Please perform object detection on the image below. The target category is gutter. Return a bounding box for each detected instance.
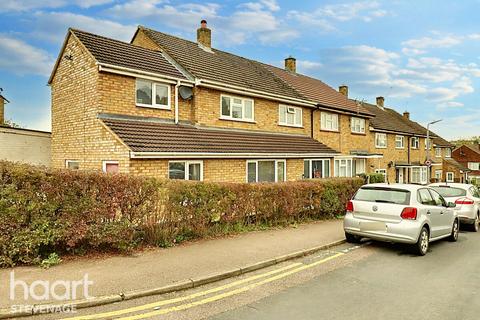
[130,152,340,159]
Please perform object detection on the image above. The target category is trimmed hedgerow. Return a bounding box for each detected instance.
[0,161,363,267]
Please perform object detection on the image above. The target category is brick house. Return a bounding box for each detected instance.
[452,144,480,183]
[49,22,379,182]
[338,92,454,184]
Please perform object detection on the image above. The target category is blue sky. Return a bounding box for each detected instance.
[1,0,479,139]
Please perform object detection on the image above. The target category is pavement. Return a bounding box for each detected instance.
[0,219,344,311]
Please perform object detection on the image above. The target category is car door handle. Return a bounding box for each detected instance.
[440,211,444,214]
[427,210,431,215]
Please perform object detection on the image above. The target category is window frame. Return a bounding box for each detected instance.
[445,148,452,158]
[446,172,455,182]
[334,158,353,177]
[65,160,80,170]
[320,112,339,132]
[303,159,331,179]
[375,169,387,180]
[435,147,442,157]
[102,160,119,173]
[395,135,405,149]
[168,160,204,181]
[468,162,480,170]
[411,137,420,149]
[375,133,387,149]
[246,159,286,183]
[220,94,255,122]
[278,105,303,127]
[350,117,366,134]
[424,138,432,150]
[435,170,442,180]
[411,166,428,184]
[135,78,171,110]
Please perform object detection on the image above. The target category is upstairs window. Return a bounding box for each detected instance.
[424,138,432,150]
[350,117,365,134]
[375,133,387,148]
[445,148,452,158]
[468,162,480,170]
[411,137,420,149]
[395,135,404,149]
[320,112,339,131]
[221,95,254,122]
[435,148,442,157]
[136,79,170,109]
[279,105,302,127]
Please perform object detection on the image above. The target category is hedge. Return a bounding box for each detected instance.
[0,161,363,267]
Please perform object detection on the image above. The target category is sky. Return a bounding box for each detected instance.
[1,0,479,140]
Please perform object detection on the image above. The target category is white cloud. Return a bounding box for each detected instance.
[402,32,480,55]
[0,0,113,12]
[0,34,54,76]
[31,11,137,43]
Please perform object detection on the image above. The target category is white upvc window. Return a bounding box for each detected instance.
[353,158,366,175]
[247,160,286,183]
[320,112,339,132]
[424,138,432,150]
[468,162,480,170]
[435,147,442,157]
[102,160,119,173]
[350,117,365,134]
[168,161,203,181]
[446,172,455,182]
[411,137,420,149]
[136,78,171,109]
[279,105,302,127]
[445,148,452,158]
[375,133,387,148]
[435,170,442,180]
[303,159,331,179]
[65,160,79,170]
[375,169,387,181]
[411,167,428,184]
[395,135,404,149]
[334,158,353,177]
[221,95,254,122]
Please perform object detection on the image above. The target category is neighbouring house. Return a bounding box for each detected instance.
[452,144,480,183]
[0,94,51,166]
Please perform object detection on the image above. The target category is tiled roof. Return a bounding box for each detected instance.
[361,103,422,134]
[71,29,187,80]
[139,27,304,101]
[264,65,373,116]
[100,114,339,156]
[444,158,470,171]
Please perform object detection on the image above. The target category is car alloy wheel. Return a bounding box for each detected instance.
[474,215,479,232]
[452,220,459,241]
[419,229,429,255]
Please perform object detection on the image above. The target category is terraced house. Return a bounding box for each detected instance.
[49,21,381,182]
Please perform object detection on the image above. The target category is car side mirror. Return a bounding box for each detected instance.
[447,202,456,208]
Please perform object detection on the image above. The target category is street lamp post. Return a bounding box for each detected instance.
[426,119,442,183]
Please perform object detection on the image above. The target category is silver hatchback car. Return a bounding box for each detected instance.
[344,183,459,255]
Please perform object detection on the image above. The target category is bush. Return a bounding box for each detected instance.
[0,161,363,267]
[368,173,385,183]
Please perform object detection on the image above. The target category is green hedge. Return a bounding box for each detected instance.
[0,161,363,267]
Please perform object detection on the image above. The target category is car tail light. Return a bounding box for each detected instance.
[401,207,418,220]
[455,198,474,205]
[346,200,354,212]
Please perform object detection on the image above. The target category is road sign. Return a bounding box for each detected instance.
[424,159,432,167]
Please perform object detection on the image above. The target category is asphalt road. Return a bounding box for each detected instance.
[212,229,480,320]
[28,228,479,320]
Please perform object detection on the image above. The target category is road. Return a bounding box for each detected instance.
[30,228,479,320]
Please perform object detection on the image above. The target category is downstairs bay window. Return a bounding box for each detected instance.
[304,159,330,179]
[169,161,203,181]
[411,167,428,184]
[247,160,286,183]
[334,158,353,177]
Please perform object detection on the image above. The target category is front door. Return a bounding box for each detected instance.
[396,168,404,183]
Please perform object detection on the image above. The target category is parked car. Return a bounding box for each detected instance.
[429,183,480,232]
[344,183,459,255]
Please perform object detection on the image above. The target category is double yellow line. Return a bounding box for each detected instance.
[65,252,344,320]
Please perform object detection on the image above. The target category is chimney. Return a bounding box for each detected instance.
[376,96,385,109]
[339,85,348,97]
[197,19,211,48]
[403,111,410,120]
[285,56,296,73]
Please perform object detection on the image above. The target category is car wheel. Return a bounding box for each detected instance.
[470,213,479,232]
[345,232,361,243]
[449,219,459,242]
[415,227,429,256]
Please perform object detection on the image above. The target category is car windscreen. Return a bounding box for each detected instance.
[430,186,466,198]
[354,187,411,205]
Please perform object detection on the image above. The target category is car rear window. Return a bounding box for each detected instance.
[431,186,466,198]
[354,187,411,205]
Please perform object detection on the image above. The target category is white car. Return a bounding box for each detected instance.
[344,183,459,256]
[429,183,480,232]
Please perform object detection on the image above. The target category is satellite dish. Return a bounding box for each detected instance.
[179,86,193,100]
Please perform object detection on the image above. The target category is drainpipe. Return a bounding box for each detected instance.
[407,136,411,183]
[311,106,319,139]
[174,80,181,124]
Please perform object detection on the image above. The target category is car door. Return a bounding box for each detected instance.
[418,188,443,238]
[469,186,480,215]
[429,189,453,236]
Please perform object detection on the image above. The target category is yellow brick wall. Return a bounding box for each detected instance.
[51,33,131,172]
[131,30,161,50]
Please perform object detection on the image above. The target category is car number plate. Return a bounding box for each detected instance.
[360,221,386,232]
